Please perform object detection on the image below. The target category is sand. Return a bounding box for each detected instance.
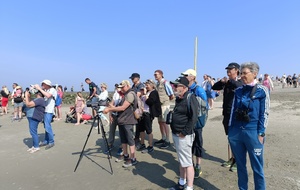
[0,85,299,190]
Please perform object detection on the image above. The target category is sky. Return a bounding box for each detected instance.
[1,1,299,91]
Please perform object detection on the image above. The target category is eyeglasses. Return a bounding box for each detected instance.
[241,71,251,76]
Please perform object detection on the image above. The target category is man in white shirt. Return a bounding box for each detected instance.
[34,79,57,150]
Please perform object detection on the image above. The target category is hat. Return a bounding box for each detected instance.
[181,69,197,77]
[144,79,155,85]
[41,79,52,86]
[129,73,140,79]
[170,77,189,88]
[225,62,240,70]
[15,86,22,89]
[118,80,131,88]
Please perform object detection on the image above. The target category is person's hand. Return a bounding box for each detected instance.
[33,84,42,91]
[258,135,264,144]
[103,108,109,114]
[179,133,185,138]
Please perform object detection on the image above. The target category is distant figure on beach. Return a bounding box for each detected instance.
[71,86,74,92]
[64,86,67,92]
[262,74,274,94]
[281,74,287,88]
[81,83,85,92]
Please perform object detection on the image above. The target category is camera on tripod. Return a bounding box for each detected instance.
[235,108,250,122]
[86,97,111,109]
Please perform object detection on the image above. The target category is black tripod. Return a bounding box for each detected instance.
[74,108,113,174]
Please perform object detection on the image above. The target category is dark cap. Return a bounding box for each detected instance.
[129,73,140,79]
[225,62,240,70]
[170,76,189,88]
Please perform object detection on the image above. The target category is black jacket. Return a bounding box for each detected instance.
[171,91,198,136]
[212,79,242,115]
[145,90,162,119]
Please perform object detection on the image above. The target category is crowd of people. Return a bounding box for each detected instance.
[1,64,298,190]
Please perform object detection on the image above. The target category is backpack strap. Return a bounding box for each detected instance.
[250,84,257,100]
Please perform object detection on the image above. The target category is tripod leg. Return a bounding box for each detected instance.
[99,117,114,175]
[74,116,97,172]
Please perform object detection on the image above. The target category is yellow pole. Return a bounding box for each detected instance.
[194,36,198,72]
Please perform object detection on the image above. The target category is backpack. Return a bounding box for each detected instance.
[96,85,101,95]
[55,94,62,107]
[52,89,62,107]
[187,86,208,129]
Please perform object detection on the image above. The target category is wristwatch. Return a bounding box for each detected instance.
[258,133,265,137]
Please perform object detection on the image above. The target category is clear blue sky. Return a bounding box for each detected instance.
[1,1,299,91]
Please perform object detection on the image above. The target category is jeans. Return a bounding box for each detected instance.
[43,113,54,144]
[27,117,40,148]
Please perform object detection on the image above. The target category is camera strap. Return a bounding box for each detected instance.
[250,84,257,100]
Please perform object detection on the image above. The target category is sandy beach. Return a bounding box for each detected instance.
[0,85,299,190]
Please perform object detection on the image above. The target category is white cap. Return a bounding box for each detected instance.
[181,69,197,77]
[41,79,52,86]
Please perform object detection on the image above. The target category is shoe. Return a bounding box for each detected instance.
[116,148,123,156]
[221,158,233,168]
[27,147,35,152]
[194,166,202,178]
[154,139,165,146]
[137,144,146,151]
[168,182,185,190]
[104,145,114,154]
[115,154,129,163]
[39,142,48,147]
[45,143,55,150]
[159,141,170,149]
[29,147,40,153]
[229,163,237,172]
[122,158,137,168]
[141,146,154,154]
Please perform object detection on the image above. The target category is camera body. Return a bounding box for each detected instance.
[26,85,39,94]
[235,108,250,122]
[86,97,111,109]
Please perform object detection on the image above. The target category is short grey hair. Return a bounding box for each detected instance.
[240,62,260,74]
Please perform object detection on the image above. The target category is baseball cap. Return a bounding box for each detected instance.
[181,69,197,77]
[129,73,140,79]
[170,76,189,88]
[225,62,240,70]
[41,79,52,86]
[118,80,131,88]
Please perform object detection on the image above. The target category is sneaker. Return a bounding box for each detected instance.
[122,158,137,168]
[229,163,237,172]
[27,147,35,152]
[141,146,154,154]
[159,141,170,149]
[39,142,48,147]
[45,143,55,150]
[115,154,129,163]
[169,182,185,190]
[221,158,233,168]
[137,144,146,151]
[154,139,165,146]
[104,145,114,154]
[116,148,123,156]
[194,166,202,178]
[29,147,40,153]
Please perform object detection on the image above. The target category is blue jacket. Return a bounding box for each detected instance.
[189,82,208,108]
[229,84,270,134]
